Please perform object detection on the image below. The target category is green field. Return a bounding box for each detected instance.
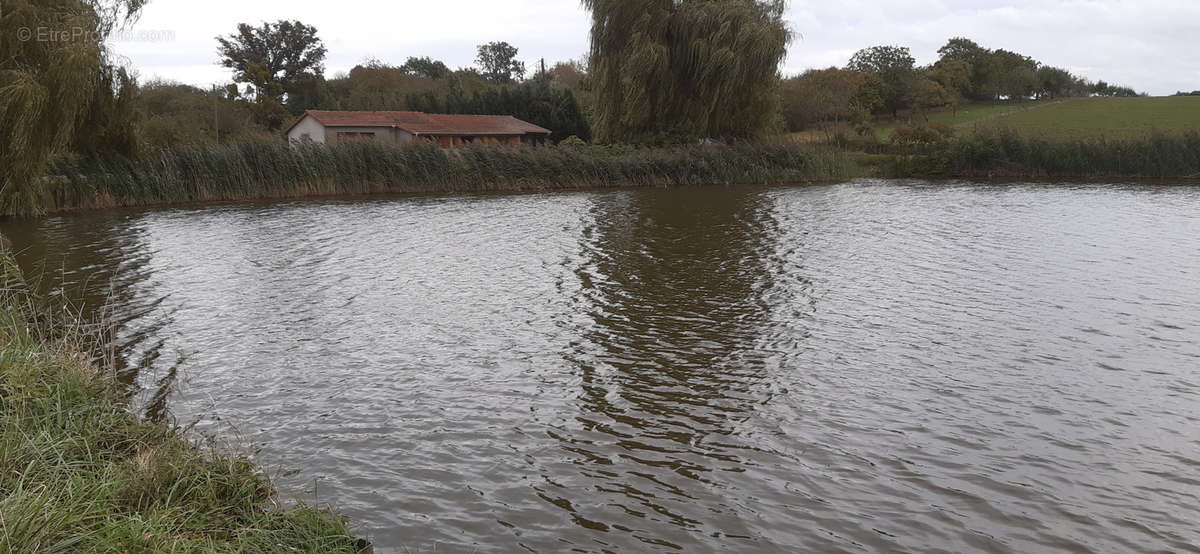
[871,100,1056,140]
[921,100,1056,128]
[958,96,1200,139]
[880,96,1200,140]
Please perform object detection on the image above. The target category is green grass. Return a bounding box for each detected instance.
[787,100,1055,143]
[876,100,1058,140]
[0,253,366,552]
[962,96,1200,139]
[42,140,856,213]
[924,100,1057,127]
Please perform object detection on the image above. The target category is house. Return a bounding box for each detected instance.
[285,110,551,147]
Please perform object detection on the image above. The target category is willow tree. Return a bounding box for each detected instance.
[0,0,144,216]
[583,0,791,143]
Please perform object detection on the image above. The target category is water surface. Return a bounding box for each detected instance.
[5,180,1199,553]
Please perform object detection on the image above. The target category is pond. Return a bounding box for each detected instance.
[4,180,1198,552]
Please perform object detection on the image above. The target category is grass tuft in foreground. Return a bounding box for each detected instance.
[43,140,856,213]
[0,251,365,552]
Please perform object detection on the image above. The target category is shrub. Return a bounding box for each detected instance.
[891,122,955,145]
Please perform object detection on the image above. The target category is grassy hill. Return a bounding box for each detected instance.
[784,96,1199,145]
[920,100,1056,128]
[953,96,1200,139]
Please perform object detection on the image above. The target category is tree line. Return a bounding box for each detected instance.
[782,37,1142,133]
[2,0,1160,216]
[152,23,593,144]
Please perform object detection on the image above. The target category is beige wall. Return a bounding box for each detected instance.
[286,115,327,144]
[324,126,416,146]
[286,116,417,146]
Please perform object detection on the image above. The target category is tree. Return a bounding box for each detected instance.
[401,56,450,79]
[928,59,972,102]
[779,68,873,132]
[336,60,434,110]
[549,60,587,89]
[937,37,985,65]
[1037,66,1076,99]
[475,42,526,83]
[937,37,999,101]
[991,49,1038,100]
[906,73,954,116]
[0,0,145,215]
[216,20,327,128]
[1091,81,1140,97]
[72,65,141,157]
[583,0,791,143]
[284,73,330,115]
[847,46,917,116]
[136,80,264,147]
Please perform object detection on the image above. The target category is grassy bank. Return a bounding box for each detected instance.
[793,96,1200,144]
[0,253,365,551]
[886,128,1200,179]
[962,96,1200,140]
[43,141,855,213]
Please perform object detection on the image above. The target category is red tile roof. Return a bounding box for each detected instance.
[286,110,551,136]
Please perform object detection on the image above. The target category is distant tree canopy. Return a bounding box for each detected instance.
[779,37,1143,133]
[475,41,526,84]
[935,37,1138,101]
[583,0,791,143]
[216,20,327,129]
[316,60,447,111]
[847,46,917,117]
[135,81,267,147]
[0,0,145,215]
[548,60,587,90]
[779,68,879,132]
[401,56,451,80]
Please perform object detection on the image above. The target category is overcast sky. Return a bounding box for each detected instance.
[111,0,1199,96]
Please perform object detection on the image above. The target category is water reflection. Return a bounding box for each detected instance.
[544,187,794,550]
[2,182,1199,553]
[3,213,179,406]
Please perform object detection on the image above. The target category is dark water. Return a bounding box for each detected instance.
[4,180,1199,553]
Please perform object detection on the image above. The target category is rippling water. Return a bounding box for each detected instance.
[4,180,1199,553]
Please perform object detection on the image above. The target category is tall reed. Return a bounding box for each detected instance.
[887,128,1200,179]
[44,140,855,213]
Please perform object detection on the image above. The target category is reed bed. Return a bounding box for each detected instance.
[887,128,1200,179]
[45,141,855,213]
[0,251,365,551]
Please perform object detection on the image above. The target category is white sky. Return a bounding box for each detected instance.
[111,0,1200,96]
